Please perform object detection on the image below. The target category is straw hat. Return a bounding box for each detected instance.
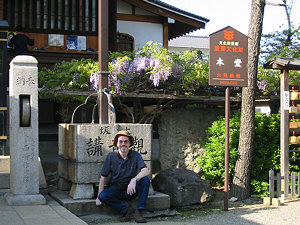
[113,130,134,147]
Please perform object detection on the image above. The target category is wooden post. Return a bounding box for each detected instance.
[269,170,274,198]
[163,18,169,49]
[277,172,281,197]
[280,69,289,199]
[98,0,109,124]
[291,172,296,198]
[224,87,230,211]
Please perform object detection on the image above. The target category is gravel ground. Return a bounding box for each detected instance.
[81,198,300,225]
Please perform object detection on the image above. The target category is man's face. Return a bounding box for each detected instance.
[117,135,130,154]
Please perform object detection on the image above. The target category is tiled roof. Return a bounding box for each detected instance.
[143,0,210,23]
[168,35,209,49]
[264,57,300,70]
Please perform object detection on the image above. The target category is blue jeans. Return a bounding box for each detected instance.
[98,176,150,214]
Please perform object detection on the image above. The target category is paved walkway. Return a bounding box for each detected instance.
[81,199,300,225]
[1,189,300,225]
[0,192,87,225]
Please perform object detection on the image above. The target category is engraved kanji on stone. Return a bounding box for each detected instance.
[86,136,103,156]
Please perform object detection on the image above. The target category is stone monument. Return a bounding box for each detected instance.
[58,123,152,199]
[5,56,46,205]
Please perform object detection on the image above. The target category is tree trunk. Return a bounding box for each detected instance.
[231,0,265,200]
[282,0,292,46]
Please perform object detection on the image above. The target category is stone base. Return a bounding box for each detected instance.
[50,189,170,216]
[4,192,46,206]
[69,183,94,199]
[57,177,72,191]
[263,197,281,207]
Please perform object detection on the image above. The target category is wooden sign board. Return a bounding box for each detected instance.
[209,26,248,87]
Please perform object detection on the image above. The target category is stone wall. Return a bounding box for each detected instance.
[157,107,224,173]
[37,103,225,186]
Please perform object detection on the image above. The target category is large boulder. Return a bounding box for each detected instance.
[152,168,213,207]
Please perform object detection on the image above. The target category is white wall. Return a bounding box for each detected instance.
[117,21,163,49]
[255,106,271,115]
[117,0,154,15]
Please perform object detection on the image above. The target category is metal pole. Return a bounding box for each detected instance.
[224,87,230,211]
[98,0,109,124]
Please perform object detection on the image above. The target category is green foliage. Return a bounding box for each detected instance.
[38,37,300,99]
[258,25,300,94]
[251,114,281,181]
[257,67,280,95]
[289,70,300,86]
[196,112,300,197]
[196,112,241,186]
[38,58,99,121]
[38,58,98,93]
[260,25,300,63]
[109,50,133,60]
[172,50,209,94]
[250,180,269,198]
[257,67,300,95]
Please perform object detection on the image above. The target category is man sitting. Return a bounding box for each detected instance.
[96,130,150,223]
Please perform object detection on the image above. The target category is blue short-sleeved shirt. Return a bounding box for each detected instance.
[101,150,146,184]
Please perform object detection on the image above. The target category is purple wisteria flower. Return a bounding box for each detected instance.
[172,62,185,78]
[109,59,133,94]
[90,72,99,90]
[73,72,79,81]
[148,55,173,87]
[257,80,267,91]
[128,56,151,75]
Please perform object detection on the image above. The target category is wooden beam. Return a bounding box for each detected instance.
[117,13,163,23]
[56,90,242,102]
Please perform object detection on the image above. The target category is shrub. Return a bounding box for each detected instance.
[196,112,300,197]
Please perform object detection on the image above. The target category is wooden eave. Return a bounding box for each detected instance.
[122,0,208,39]
[264,57,300,71]
[117,13,163,23]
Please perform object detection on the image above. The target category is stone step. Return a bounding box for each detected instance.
[49,189,170,216]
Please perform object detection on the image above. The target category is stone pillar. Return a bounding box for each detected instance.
[5,56,46,205]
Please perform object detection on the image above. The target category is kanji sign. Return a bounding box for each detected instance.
[209,26,248,87]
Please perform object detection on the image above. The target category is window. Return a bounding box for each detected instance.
[4,0,98,35]
[116,33,134,52]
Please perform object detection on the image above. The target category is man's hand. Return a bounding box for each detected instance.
[96,197,102,206]
[127,179,136,195]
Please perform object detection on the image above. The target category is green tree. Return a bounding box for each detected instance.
[260,26,300,62]
[260,0,300,62]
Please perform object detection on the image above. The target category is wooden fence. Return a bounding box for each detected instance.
[269,170,300,198]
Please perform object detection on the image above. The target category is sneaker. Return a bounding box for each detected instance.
[120,205,134,222]
[135,209,146,223]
